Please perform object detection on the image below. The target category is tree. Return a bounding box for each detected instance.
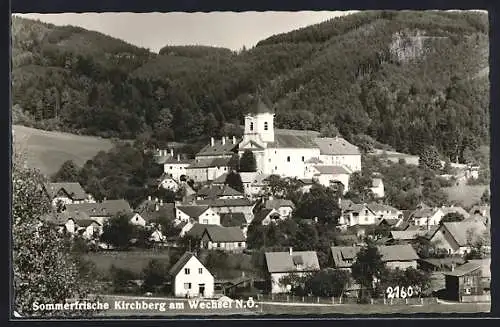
[51,160,80,182]
[305,269,351,298]
[100,212,136,249]
[227,153,240,172]
[239,150,257,172]
[419,146,442,171]
[12,153,98,317]
[142,259,170,292]
[440,212,465,223]
[480,189,490,204]
[224,171,244,193]
[295,184,341,225]
[109,265,137,293]
[351,242,385,300]
[344,172,375,203]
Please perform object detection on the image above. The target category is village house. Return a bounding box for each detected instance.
[175,205,221,225]
[156,149,192,182]
[44,182,95,208]
[212,172,269,198]
[64,199,133,226]
[368,202,403,221]
[297,178,315,193]
[469,205,490,217]
[158,173,180,191]
[198,95,361,181]
[339,202,379,227]
[195,198,256,224]
[265,249,320,294]
[186,157,233,183]
[264,198,295,219]
[185,224,247,252]
[308,165,351,193]
[409,207,445,227]
[427,221,488,255]
[169,252,215,298]
[195,184,245,201]
[441,205,471,220]
[443,261,489,302]
[330,244,419,271]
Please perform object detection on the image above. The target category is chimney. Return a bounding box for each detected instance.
[177,154,180,162]
[451,263,455,272]
[314,217,318,223]
[232,136,236,144]
[289,247,293,256]
[222,137,226,145]
[242,271,245,277]
[155,197,158,203]
[170,149,174,157]
[210,137,215,146]
[148,196,151,201]
[160,199,163,205]
[155,203,160,212]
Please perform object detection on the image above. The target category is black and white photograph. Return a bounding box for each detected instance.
[11,9,491,318]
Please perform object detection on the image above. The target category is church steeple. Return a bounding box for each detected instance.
[243,88,275,144]
[247,87,275,115]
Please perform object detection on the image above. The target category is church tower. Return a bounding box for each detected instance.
[243,94,275,144]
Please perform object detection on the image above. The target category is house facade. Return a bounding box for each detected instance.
[265,249,320,294]
[340,203,379,226]
[370,178,385,198]
[264,198,295,219]
[169,252,215,298]
[309,165,351,193]
[196,198,255,224]
[45,182,95,208]
[410,208,445,227]
[428,221,488,255]
[200,225,247,252]
[157,151,192,182]
[175,205,221,225]
[443,262,485,302]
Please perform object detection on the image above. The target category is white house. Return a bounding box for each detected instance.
[309,165,351,193]
[127,212,147,227]
[44,182,95,208]
[196,94,361,180]
[158,173,180,191]
[199,225,247,252]
[410,208,445,227]
[157,150,192,182]
[427,221,488,255]
[169,252,215,298]
[367,203,402,220]
[264,198,295,219]
[254,208,281,225]
[340,202,379,226]
[175,205,221,225]
[265,249,320,294]
[196,198,256,224]
[186,157,232,183]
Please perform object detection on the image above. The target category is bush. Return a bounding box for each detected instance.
[109,265,138,293]
[142,259,170,293]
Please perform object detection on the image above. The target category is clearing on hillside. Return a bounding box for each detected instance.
[13,125,115,176]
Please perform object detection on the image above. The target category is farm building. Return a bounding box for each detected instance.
[443,261,489,302]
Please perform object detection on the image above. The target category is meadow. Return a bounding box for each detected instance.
[443,184,489,208]
[13,125,115,176]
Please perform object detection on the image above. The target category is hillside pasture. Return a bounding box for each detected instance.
[443,184,489,208]
[13,125,115,176]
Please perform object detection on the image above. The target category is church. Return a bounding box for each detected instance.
[190,95,362,193]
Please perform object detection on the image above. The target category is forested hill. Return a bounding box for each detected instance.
[12,11,489,162]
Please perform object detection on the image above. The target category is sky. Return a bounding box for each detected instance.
[15,11,358,52]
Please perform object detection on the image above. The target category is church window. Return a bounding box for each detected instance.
[250,122,254,131]
[264,122,268,130]
[301,156,304,162]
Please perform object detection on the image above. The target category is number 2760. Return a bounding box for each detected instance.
[386,286,419,299]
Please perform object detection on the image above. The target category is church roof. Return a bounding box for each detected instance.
[314,137,360,155]
[267,131,318,149]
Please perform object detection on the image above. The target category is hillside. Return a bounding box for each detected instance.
[11,11,489,163]
[13,125,115,176]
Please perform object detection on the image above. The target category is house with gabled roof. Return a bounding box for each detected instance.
[199,225,247,252]
[309,165,351,193]
[158,173,180,191]
[253,208,281,226]
[428,221,489,255]
[196,184,244,201]
[219,212,247,228]
[368,202,403,221]
[264,198,295,219]
[443,260,489,302]
[186,157,232,183]
[64,199,132,225]
[44,182,95,208]
[196,198,256,224]
[175,205,220,226]
[469,205,490,218]
[340,202,379,227]
[265,248,320,294]
[169,252,215,298]
[157,151,193,182]
[410,207,445,227]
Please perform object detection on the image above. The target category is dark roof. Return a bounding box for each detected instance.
[186,223,216,238]
[305,157,323,164]
[45,182,88,200]
[212,173,229,185]
[368,203,400,214]
[265,251,320,273]
[169,252,196,276]
[314,137,360,155]
[65,199,132,217]
[411,208,440,219]
[390,231,420,241]
[156,156,193,165]
[188,157,233,169]
[267,132,318,149]
[176,205,209,218]
[379,218,401,227]
[202,225,246,242]
[441,206,470,219]
[443,262,481,277]
[195,139,239,158]
[138,203,176,222]
[264,199,295,210]
[313,165,351,175]
[197,184,243,199]
[76,219,101,227]
[196,198,254,207]
[220,212,247,227]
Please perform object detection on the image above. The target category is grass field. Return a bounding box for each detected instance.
[94,294,489,317]
[13,125,115,176]
[85,250,175,276]
[443,184,489,208]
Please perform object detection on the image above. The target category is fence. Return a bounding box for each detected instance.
[254,293,438,305]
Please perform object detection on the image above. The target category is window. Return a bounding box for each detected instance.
[287,156,290,162]
[184,283,192,290]
[264,122,268,130]
[274,166,277,170]
[250,122,254,131]
[268,158,271,162]
[302,156,304,162]
[217,243,221,248]
[198,268,203,274]
[169,166,173,170]
[364,210,368,215]
[464,288,471,295]
[238,242,242,247]
[184,268,190,275]
[203,219,208,224]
